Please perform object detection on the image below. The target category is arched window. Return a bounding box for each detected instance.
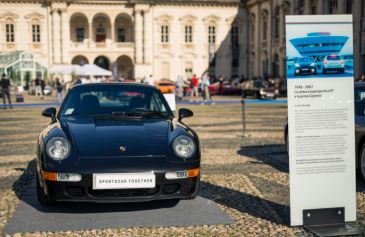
[5,18,15,42]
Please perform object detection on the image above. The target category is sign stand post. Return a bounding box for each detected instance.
[302,208,362,236]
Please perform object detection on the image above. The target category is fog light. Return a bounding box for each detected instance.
[295,69,300,73]
[311,69,315,72]
[57,173,82,182]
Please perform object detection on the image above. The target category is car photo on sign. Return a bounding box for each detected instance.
[286,25,354,79]
[36,83,200,205]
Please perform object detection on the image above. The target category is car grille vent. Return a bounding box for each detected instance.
[66,186,84,197]
[88,187,159,198]
[162,184,180,194]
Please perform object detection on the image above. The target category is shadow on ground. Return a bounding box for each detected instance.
[237,144,289,173]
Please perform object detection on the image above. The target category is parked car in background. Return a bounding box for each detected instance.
[209,79,241,95]
[241,79,276,99]
[322,54,345,74]
[284,82,365,183]
[37,83,200,205]
[294,57,317,76]
[155,79,176,94]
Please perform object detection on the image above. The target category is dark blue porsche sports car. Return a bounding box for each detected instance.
[36,83,200,205]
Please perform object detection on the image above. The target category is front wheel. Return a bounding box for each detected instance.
[36,173,55,205]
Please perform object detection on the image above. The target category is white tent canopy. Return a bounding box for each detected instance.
[76,64,112,76]
[49,64,81,75]
[49,64,112,77]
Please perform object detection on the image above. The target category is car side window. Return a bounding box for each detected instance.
[150,93,167,112]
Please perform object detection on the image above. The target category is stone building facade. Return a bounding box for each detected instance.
[247,0,363,79]
[0,0,247,82]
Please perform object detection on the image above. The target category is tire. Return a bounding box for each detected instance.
[340,68,345,74]
[359,144,365,183]
[185,177,200,200]
[36,173,55,205]
[255,92,261,100]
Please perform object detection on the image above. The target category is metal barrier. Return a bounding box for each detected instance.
[241,99,288,136]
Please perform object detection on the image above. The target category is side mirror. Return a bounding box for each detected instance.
[178,108,193,122]
[42,107,57,122]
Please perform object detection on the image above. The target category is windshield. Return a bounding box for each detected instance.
[59,84,173,117]
[355,88,365,116]
[297,57,314,63]
[327,55,341,60]
[254,80,270,88]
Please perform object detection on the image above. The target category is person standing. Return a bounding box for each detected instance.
[55,78,64,103]
[1,73,12,109]
[34,76,43,100]
[191,74,199,100]
[201,73,212,103]
[176,75,184,101]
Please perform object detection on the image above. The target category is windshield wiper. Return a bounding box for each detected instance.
[126,111,173,119]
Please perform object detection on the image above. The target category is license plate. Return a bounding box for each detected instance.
[267,93,274,97]
[93,172,155,190]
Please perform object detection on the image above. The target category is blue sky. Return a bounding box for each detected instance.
[286,23,353,58]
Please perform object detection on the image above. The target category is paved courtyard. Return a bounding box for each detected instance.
[0,94,364,236]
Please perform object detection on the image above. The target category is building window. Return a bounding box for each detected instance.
[117,28,125,42]
[262,15,268,41]
[298,0,305,14]
[329,0,338,14]
[274,6,280,38]
[346,0,353,14]
[32,24,40,42]
[208,26,216,44]
[231,25,239,45]
[249,14,255,43]
[161,25,169,43]
[76,28,84,42]
[6,23,15,42]
[185,25,193,43]
[185,62,193,79]
[310,0,317,14]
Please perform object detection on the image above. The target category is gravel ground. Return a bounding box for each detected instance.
[0,95,364,236]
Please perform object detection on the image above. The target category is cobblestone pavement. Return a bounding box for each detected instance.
[0,101,364,236]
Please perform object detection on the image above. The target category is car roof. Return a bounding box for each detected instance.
[71,82,158,90]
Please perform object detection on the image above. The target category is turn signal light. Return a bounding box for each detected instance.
[41,170,57,181]
[187,168,199,178]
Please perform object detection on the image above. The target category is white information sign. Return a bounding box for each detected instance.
[286,15,356,226]
[164,93,176,111]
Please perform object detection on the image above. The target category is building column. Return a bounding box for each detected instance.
[52,9,61,64]
[88,20,93,47]
[60,9,69,64]
[144,8,153,64]
[256,4,261,77]
[134,10,143,64]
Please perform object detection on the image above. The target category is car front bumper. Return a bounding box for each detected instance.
[43,172,199,203]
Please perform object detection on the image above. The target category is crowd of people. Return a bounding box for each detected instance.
[1,70,289,108]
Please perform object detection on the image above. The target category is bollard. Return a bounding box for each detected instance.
[241,99,246,137]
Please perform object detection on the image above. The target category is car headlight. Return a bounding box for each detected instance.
[172,135,196,159]
[310,63,315,67]
[46,137,71,160]
[294,63,300,68]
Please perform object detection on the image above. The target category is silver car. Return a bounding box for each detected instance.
[322,55,345,74]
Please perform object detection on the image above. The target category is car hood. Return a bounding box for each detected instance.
[297,62,314,66]
[62,117,170,158]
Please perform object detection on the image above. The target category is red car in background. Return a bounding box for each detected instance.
[209,79,241,95]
